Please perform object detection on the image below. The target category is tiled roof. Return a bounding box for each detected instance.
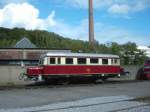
[14,37,36,48]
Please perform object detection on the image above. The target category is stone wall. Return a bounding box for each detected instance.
[122,65,142,80]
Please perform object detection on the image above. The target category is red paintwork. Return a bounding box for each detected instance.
[27,65,120,76]
[144,68,150,72]
[143,67,150,80]
[143,61,150,80]
[147,74,150,80]
[27,67,43,76]
[144,64,150,66]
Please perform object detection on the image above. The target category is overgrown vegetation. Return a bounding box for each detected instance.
[0,27,147,65]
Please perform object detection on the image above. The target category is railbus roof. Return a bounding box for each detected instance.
[41,52,119,58]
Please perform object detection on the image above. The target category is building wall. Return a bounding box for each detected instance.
[0,49,71,60]
[0,66,32,86]
[138,46,150,57]
[0,51,23,59]
[122,65,142,79]
[0,49,71,65]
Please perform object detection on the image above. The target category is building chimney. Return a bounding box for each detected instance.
[89,0,95,46]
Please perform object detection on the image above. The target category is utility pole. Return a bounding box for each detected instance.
[89,0,95,46]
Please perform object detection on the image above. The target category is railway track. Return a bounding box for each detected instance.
[31,97,150,112]
[0,79,145,90]
[1,95,150,112]
[30,100,150,112]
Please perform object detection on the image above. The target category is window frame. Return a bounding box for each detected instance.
[66,58,73,65]
[102,58,108,65]
[77,58,87,65]
[90,58,99,64]
[58,57,61,64]
[49,57,56,65]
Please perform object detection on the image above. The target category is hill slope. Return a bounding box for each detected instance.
[0,27,107,53]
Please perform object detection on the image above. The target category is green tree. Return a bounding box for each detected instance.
[121,42,146,65]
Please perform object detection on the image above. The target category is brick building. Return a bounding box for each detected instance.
[0,38,70,66]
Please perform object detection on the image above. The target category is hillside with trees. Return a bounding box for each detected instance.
[0,27,147,65]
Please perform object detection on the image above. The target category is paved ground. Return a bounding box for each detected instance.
[0,81,150,111]
[1,95,150,112]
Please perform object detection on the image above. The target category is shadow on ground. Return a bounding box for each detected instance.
[26,77,128,87]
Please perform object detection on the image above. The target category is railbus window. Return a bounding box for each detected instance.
[90,58,98,64]
[111,59,113,65]
[114,59,118,64]
[102,59,108,65]
[50,58,56,64]
[58,58,61,64]
[66,58,73,64]
[111,58,119,65]
[117,59,120,65]
[77,58,86,64]
[146,60,150,64]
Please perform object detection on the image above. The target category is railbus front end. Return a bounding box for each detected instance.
[136,59,150,80]
[143,59,150,80]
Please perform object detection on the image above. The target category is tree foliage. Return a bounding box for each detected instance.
[0,27,147,65]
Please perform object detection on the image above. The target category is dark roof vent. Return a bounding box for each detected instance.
[14,37,36,48]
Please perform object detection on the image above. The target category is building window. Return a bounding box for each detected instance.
[90,58,98,64]
[66,58,73,64]
[0,60,38,66]
[77,58,86,64]
[102,59,108,65]
[50,58,56,64]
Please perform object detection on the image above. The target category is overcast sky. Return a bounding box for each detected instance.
[0,0,149,46]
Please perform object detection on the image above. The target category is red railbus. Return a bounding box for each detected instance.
[136,59,150,80]
[143,59,150,80]
[22,52,121,81]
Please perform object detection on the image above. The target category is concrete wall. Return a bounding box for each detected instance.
[0,66,142,86]
[0,66,32,86]
[122,65,142,80]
